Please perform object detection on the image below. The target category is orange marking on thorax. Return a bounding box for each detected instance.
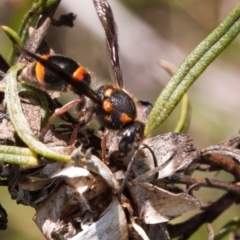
[103,100,113,112]
[120,113,133,123]
[104,88,114,98]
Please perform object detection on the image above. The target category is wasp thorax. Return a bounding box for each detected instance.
[95,85,136,129]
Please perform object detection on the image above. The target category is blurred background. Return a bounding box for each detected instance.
[0,0,240,239]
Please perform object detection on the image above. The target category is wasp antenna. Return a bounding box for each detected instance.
[14,45,102,105]
[93,0,123,89]
[14,44,39,62]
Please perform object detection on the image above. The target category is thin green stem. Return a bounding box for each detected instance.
[174,93,191,133]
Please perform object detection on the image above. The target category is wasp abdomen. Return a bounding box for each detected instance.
[20,55,91,92]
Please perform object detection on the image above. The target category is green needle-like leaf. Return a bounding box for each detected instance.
[9,0,60,63]
[0,146,38,165]
[144,5,240,136]
[1,26,23,47]
[4,63,71,163]
[18,0,61,43]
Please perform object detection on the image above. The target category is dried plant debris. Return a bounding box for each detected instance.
[1,130,200,239]
[0,85,199,238]
[128,182,200,224]
[133,133,197,181]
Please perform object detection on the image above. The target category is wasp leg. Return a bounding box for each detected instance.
[39,98,84,141]
[68,124,80,146]
[118,149,138,196]
[101,130,109,164]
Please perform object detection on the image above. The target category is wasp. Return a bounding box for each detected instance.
[17,0,148,156]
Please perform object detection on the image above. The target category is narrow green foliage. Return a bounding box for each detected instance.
[144,5,240,136]
[18,0,61,42]
[19,83,51,128]
[4,63,71,163]
[0,146,38,165]
[174,93,191,133]
[1,26,23,47]
[9,0,60,63]
[214,217,240,240]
